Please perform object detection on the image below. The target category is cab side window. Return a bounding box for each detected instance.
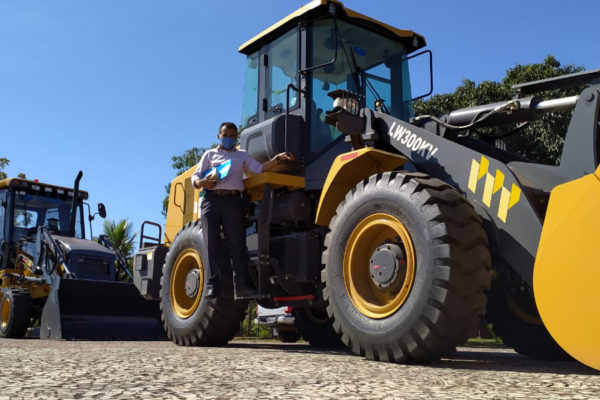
[241,52,259,129]
[266,29,298,115]
[0,190,5,244]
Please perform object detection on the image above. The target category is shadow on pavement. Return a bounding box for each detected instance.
[432,349,598,376]
[227,341,353,357]
[228,341,598,375]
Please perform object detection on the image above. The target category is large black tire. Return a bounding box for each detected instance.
[487,278,570,360]
[276,329,301,343]
[292,307,344,348]
[0,288,32,338]
[322,171,491,362]
[160,220,248,346]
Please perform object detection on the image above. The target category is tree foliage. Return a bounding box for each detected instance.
[162,145,216,216]
[0,158,26,180]
[0,158,9,180]
[103,219,137,259]
[413,55,584,165]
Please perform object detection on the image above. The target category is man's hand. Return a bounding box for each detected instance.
[261,152,295,173]
[273,152,294,162]
[203,178,217,189]
[192,178,217,190]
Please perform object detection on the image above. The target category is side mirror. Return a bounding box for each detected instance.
[98,203,106,219]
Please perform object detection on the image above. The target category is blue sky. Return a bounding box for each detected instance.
[1,0,598,243]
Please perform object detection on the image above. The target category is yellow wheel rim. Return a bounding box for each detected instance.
[1,297,10,329]
[170,249,204,319]
[344,213,416,319]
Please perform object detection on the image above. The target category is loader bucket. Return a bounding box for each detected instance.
[40,277,166,340]
[534,166,600,370]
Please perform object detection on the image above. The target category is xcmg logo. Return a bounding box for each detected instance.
[468,156,521,223]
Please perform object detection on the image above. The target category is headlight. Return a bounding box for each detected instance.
[332,96,360,115]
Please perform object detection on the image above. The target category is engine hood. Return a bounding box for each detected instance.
[52,235,115,257]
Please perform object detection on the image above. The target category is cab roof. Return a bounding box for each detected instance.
[0,178,89,199]
[239,0,426,55]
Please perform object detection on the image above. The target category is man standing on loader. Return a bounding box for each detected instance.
[191,122,293,298]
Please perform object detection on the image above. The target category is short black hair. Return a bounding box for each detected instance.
[219,122,238,133]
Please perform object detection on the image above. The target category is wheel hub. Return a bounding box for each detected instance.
[184,269,201,298]
[369,243,406,289]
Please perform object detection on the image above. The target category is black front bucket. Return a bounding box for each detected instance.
[40,277,166,340]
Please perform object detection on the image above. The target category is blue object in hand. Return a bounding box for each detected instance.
[201,159,232,180]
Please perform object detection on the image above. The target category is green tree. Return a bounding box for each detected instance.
[0,158,9,180]
[0,158,27,180]
[162,145,216,216]
[102,219,137,259]
[413,55,584,165]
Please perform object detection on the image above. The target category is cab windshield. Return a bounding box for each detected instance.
[12,193,84,240]
[310,18,412,155]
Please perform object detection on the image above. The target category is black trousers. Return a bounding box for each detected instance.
[200,191,248,286]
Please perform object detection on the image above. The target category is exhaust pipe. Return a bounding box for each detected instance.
[69,170,83,236]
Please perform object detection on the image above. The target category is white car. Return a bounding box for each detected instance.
[255,306,300,342]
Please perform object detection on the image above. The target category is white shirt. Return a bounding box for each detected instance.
[191,147,263,191]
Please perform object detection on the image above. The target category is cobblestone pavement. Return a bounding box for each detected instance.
[0,338,597,400]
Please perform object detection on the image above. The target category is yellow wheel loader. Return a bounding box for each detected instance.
[134,0,600,369]
[0,172,164,339]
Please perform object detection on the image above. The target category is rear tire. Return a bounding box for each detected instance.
[487,278,570,360]
[322,171,491,362]
[160,220,248,346]
[0,288,32,338]
[292,307,343,348]
[276,329,301,343]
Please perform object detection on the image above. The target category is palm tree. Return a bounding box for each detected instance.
[102,219,137,259]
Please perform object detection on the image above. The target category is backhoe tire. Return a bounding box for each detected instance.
[160,220,248,346]
[0,288,32,338]
[292,307,344,348]
[487,279,570,360]
[322,171,491,362]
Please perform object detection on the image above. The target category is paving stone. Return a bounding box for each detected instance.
[0,339,598,399]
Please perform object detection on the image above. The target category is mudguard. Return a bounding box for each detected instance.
[534,165,600,370]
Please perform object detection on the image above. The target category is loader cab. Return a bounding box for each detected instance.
[238,0,426,187]
[0,179,87,270]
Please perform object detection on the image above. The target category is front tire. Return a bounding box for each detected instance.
[160,220,247,346]
[322,171,491,362]
[0,288,32,338]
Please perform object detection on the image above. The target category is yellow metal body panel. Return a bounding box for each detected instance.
[315,148,407,227]
[244,172,305,201]
[1,252,50,299]
[533,166,600,370]
[164,166,201,246]
[238,0,425,54]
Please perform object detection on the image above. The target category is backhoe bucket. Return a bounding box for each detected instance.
[40,277,165,340]
[534,166,600,370]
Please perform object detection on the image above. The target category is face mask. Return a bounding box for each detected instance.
[220,136,236,150]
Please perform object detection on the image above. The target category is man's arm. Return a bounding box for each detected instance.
[260,152,294,172]
[244,152,294,175]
